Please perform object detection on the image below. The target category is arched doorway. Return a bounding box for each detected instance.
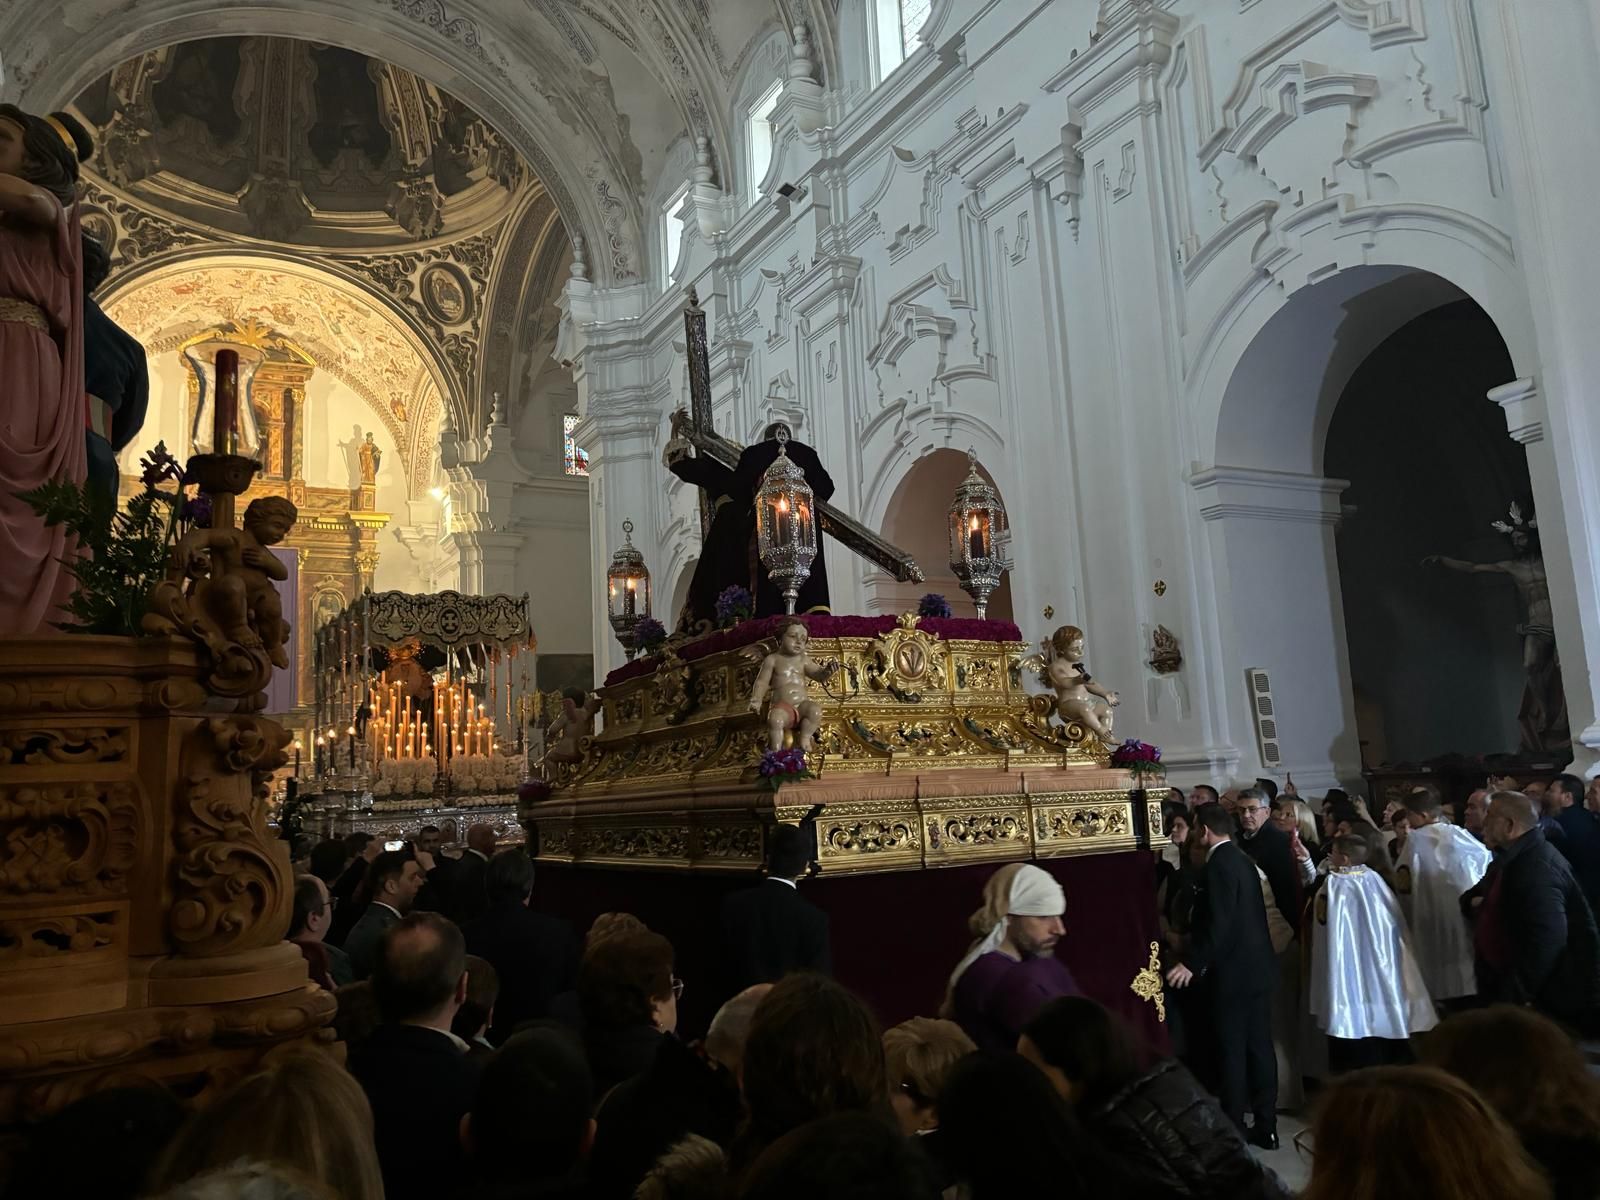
[1199,267,1533,787]
[871,449,1014,623]
[1328,301,1554,766]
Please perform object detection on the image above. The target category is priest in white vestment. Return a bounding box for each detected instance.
[1397,789,1493,1001]
[1311,835,1438,1068]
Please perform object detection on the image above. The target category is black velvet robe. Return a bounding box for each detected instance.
[84,297,149,511]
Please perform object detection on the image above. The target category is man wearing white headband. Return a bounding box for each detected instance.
[940,863,1076,1051]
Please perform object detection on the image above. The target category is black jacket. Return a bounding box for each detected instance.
[451,850,491,925]
[584,1023,665,1103]
[719,879,832,992]
[1554,805,1600,910]
[1239,821,1299,928]
[728,436,835,617]
[588,1034,741,1200]
[1185,841,1276,998]
[1474,827,1600,1023]
[1085,1059,1294,1200]
[349,1024,482,1200]
[464,900,580,1044]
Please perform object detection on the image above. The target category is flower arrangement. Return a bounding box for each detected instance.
[757,747,812,791]
[1110,739,1164,784]
[17,441,209,635]
[632,615,668,654]
[715,585,753,628]
[917,593,953,619]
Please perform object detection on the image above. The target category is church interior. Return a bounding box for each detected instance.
[4,0,1600,1195]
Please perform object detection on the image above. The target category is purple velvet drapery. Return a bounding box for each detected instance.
[529,850,1166,1051]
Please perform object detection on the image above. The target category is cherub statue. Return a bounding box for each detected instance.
[748,618,838,753]
[163,495,297,669]
[1025,624,1120,743]
[546,688,602,764]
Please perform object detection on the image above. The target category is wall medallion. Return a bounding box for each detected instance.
[420,263,472,325]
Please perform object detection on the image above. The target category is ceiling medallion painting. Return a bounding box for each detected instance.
[74,36,528,249]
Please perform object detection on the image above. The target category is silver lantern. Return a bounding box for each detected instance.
[606,518,652,659]
[948,449,1011,619]
[756,429,817,615]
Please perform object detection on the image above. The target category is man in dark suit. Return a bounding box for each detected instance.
[450,823,496,925]
[463,849,580,1043]
[328,831,381,946]
[728,422,835,617]
[1235,786,1299,926]
[349,912,482,1200]
[1166,803,1279,1148]
[1467,790,1600,1028]
[344,850,426,980]
[1549,774,1600,909]
[719,824,832,992]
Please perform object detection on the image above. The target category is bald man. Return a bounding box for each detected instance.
[1464,791,1600,1026]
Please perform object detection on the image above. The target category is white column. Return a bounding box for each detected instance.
[1481,9,1600,774]
[1191,468,1355,792]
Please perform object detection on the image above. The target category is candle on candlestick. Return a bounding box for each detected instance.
[214,348,239,455]
[293,739,302,778]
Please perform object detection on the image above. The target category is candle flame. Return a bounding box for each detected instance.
[970,514,980,530]
[777,496,788,513]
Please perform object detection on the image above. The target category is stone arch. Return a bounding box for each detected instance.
[1192,253,1536,787]
[867,447,1013,622]
[101,251,457,444]
[0,0,670,289]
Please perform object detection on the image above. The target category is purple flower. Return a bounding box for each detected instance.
[1111,739,1163,770]
[181,495,212,528]
[715,585,753,628]
[138,441,183,489]
[633,616,667,652]
[917,593,953,619]
[758,748,809,779]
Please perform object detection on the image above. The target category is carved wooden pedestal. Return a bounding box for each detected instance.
[0,636,334,1157]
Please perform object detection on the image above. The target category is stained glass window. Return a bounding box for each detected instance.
[899,0,932,56]
[564,413,590,476]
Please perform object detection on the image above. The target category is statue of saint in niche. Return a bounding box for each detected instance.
[1423,502,1569,757]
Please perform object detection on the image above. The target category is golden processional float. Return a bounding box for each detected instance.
[517,294,1168,1040]
[302,589,535,846]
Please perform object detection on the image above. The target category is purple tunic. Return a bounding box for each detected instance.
[952,951,1080,1052]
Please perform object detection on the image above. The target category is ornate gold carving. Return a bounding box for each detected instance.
[614,693,643,723]
[955,656,1001,691]
[169,717,293,957]
[939,812,1027,847]
[866,614,948,700]
[0,783,139,897]
[579,825,690,861]
[0,911,119,962]
[650,647,694,725]
[1034,801,1132,843]
[2,727,130,766]
[698,668,729,708]
[1129,942,1166,1022]
[699,825,763,861]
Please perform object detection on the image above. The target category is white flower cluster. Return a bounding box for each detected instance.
[447,752,522,795]
[371,757,436,798]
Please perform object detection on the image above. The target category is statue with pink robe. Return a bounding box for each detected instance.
[0,105,88,635]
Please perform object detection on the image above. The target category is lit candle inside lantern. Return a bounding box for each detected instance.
[624,576,636,617]
[775,495,790,545]
[969,513,985,560]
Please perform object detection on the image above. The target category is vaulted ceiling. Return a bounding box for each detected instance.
[1,0,837,287]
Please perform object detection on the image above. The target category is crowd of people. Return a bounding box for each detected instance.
[10,780,1600,1200]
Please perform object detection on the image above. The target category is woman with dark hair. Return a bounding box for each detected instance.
[1019,996,1292,1199]
[731,972,887,1174]
[1420,1005,1600,1200]
[0,103,90,634]
[936,1051,1167,1200]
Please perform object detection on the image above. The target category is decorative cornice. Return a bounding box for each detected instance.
[1190,466,1348,525]
[1489,377,1542,446]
